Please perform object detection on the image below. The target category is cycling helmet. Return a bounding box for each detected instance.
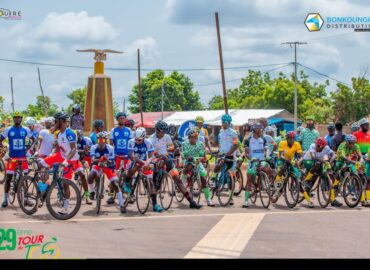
[345,134,357,143]
[327,123,335,130]
[93,119,104,128]
[45,117,54,123]
[77,130,84,138]
[297,126,305,132]
[54,111,64,120]
[135,127,146,139]
[128,119,135,126]
[72,104,81,111]
[97,131,109,139]
[25,117,36,126]
[58,113,70,121]
[286,131,296,139]
[358,118,369,126]
[251,124,263,132]
[155,120,168,132]
[168,124,177,136]
[265,126,275,133]
[12,111,22,118]
[316,137,328,148]
[221,114,232,124]
[115,112,127,119]
[187,128,199,138]
[195,116,205,123]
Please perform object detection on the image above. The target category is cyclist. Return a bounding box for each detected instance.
[109,112,132,203]
[70,104,85,131]
[264,126,278,157]
[25,117,39,155]
[351,122,360,134]
[332,135,363,207]
[39,112,90,213]
[210,114,238,206]
[77,130,93,167]
[181,129,212,208]
[331,122,346,152]
[243,124,270,208]
[168,124,183,159]
[0,111,34,208]
[90,119,104,145]
[298,137,336,208]
[353,118,370,206]
[195,116,212,153]
[36,117,55,158]
[88,131,125,213]
[126,127,163,212]
[273,131,302,199]
[149,121,180,196]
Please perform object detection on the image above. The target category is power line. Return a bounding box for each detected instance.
[0,57,290,72]
[297,63,351,87]
[193,63,292,87]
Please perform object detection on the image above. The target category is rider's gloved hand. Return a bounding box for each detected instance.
[62,160,69,167]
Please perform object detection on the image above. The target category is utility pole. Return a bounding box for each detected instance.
[161,79,164,120]
[123,97,126,113]
[10,77,14,113]
[137,49,144,127]
[281,41,307,130]
[215,12,228,114]
[37,67,47,115]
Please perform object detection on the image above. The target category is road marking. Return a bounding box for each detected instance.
[1,207,370,224]
[184,213,265,258]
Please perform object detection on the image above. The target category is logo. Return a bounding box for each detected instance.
[10,132,14,137]
[20,131,25,136]
[114,132,119,136]
[0,228,60,259]
[0,8,22,20]
[305,13,324,31]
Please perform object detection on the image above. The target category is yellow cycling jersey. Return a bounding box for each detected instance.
[278,140,302,161]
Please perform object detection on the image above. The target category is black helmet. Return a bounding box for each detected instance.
[155,120,168,132]
[54,111,64,119]
[93,119,104,128]
[72,104,81,112]
[168,124,176,135]
[128,119,135,126]
[55,112,70,121]
[115,112,127,119]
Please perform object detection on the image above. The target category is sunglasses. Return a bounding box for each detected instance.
[98,138,106,143]
[135,138,143,142]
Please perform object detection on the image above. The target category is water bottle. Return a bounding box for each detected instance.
[37,182,48,193]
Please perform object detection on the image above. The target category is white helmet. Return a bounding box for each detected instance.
[25,117,36,126]
[135,127,146,139]
[265,126,274,133]
[45,117,54,123]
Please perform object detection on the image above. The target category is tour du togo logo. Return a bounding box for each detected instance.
[305,13,324,31]
[0,8,22,20]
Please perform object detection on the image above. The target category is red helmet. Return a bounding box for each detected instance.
[316,137,327,148]
[286,131,296,139]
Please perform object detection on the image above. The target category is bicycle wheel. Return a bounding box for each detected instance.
[46,178,81,220]
[136,176,150,214]
[174,171,185,203]
[0,159,6,184]
[250,177,258,204]
[284,175,300,208]
[159,172,174,210]
[96,175,105,214]
[190,177,202,204]
[8,175,18,205]
[270,177,281,204]
[317,174,332,208]
[258,171,271,208]
[17,176,39,215]
[342,174,362,208]
[233,168,244,196]
[217,171,234,207]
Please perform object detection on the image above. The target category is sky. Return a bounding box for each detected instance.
[0,0,370,112]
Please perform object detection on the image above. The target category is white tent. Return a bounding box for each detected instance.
[163,109,286,126]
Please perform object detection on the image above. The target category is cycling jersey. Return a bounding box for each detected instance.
[90,144,115,166]
[336,142,361,162]
[303,143,334,160]
[264,134,275,157]
[218,127,238,157]
[244,136,267,160]
[57,128,79,160]
[149,133,173,156]
[127,138,154,161]
[182,140,205,159]
[38,129,55,157]
[77,136,92,150]
[110,126,132,156]
[1,126,32,158]
[278,140,302,161]
[353,130,370,155]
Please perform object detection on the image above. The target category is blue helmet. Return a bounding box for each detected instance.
[345,135,357,143]
[221,114,232,124]
[115,112,127,119]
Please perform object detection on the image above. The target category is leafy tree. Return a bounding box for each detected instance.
[129,70,204,113]
[66,87,87,114]
[23,96,58,118]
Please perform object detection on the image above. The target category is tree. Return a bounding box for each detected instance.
[129,70,204,113]
[24,96,58,118]
[66,87,87,114]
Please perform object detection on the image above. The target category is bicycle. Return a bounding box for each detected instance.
[270,159,300,208]
[8,158,28,205]
[153,155,174,210]
[209,155,235,206]
[248,159,271,208]
[233,155,245,196]
[0,146,7,184]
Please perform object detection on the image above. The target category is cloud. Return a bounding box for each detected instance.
[36,11,119,42]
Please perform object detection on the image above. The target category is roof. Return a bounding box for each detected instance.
[129,111,175,128]
[163,109,286,126]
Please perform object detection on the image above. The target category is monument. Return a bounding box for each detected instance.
[77,49,123,132]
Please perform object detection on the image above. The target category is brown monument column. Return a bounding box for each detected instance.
[77,49,123,132]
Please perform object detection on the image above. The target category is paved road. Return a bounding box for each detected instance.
[1,180,370,259]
